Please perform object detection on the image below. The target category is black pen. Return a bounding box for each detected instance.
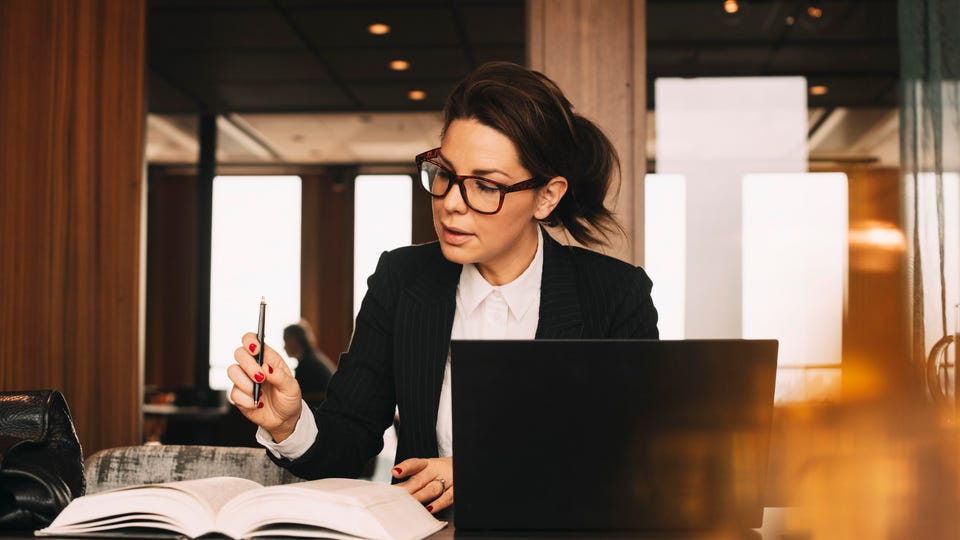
[253,296,266,405]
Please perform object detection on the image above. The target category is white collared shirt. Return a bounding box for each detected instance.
[259,230,544,459]
[436,229,543,456]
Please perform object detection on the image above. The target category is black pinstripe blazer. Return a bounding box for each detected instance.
[270,230,659,479]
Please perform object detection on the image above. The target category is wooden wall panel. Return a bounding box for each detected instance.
[301,173,355,362]
[411,177,436,246]
[527,0,647,264]
[844,167,912,400]
[145,172,197,389]
[0,0,145,456]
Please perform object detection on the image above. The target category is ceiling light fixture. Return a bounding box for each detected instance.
[719,0,746,25]
[800,1,829,29]
[389,60,410,71]
[810,85,829,96]
[408,90,427,101]
[367,23,390,35]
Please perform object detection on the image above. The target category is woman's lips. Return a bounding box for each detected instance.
[442,225,473,246]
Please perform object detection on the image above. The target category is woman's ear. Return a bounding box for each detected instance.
[534,176,568,220]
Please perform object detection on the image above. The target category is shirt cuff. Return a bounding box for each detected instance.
[256,399,318,459]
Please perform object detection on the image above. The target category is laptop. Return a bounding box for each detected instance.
[450,339,778,533]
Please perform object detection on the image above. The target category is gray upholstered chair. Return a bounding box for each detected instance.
[84,444,300,494]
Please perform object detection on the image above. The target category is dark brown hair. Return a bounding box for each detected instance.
[442,61,623,247]
[283,321,317,356]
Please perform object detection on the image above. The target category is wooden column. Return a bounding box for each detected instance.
[527,0,647,264]
[300,170,356,362]
[145,171,197,390]
[0,0,146,456]
[844,167,912,401]
[194,114,216,390]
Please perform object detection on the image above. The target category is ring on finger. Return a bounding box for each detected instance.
[434,477,446,492]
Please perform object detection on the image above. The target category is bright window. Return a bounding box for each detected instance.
[354,175,413,319]
[742,173,848,402]
[644,174,686,340]
[652,77,847,403]
[208,176,302,390]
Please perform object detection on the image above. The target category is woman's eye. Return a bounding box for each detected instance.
[475,181,500,194]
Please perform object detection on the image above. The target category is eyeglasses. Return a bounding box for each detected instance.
[415,147,549,215]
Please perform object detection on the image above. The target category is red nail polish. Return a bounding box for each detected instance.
[254,372,265,383]
[257,401,264,409]
[249,343,257,353]
[426,505,433,512]
[393,467,402,475]
[268,365,274,374]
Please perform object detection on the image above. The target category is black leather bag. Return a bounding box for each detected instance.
[0,390,85,530]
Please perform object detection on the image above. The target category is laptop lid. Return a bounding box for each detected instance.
[450,339,778,532]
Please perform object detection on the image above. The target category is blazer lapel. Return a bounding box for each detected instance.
[536,230,584,339]
[396,244,459,457]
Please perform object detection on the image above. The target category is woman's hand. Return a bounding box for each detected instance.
[393,457,453,514]
[227,332,303,442]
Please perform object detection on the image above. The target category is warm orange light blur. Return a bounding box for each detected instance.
[807,5,823,19]
[849,220,906,272]
[407,90,427,101]
[389,60,410,71]
[849,223,906,250]
[810,85,829,96]
[723,0,739,14]
[367,23,390,35]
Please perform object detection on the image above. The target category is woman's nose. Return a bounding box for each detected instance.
[442,181,469,213]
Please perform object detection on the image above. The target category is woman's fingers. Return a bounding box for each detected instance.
[229,383,257,410]
[227,364,254,396]
[393,458,428,480]
[405,477,446,503]
[394,457,453,506]
[239,332,288,374]
[235,333,295,393]
[426,486,454,514]
[230,334,303,433]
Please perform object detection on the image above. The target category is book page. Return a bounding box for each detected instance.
[217,478,445,540]
[162,476,263,516]
[38,477,264,539]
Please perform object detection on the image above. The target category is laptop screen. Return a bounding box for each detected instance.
[450,339,778,532]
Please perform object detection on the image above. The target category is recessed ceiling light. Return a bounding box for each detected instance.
[408,90,427,101]
[723,0,739,14]
[810,85,829,96]
[368,23,390,35]
[389,60,410,71]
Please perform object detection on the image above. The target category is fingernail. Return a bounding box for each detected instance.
[426,505,434,512]
[268,365,274,374]
[249,343,257,353]
[257,401,264,409]
[254,372,265,383]
[393,467,402,475]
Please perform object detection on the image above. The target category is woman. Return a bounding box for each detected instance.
[282,321,335,407]
[227,61,659,515]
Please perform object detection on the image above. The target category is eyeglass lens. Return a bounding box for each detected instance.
[419,160,503,213]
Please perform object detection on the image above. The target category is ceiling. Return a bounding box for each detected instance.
[146,0,901,168]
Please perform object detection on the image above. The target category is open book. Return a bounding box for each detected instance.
[36,477,446,540]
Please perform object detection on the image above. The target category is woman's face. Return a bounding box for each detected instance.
[432,118,565,285]
[283,336,300,359]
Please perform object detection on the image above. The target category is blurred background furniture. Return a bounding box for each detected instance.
[143,387,258,447]
[84,445,300,494]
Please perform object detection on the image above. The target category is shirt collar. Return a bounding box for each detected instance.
[457,228,544,320]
